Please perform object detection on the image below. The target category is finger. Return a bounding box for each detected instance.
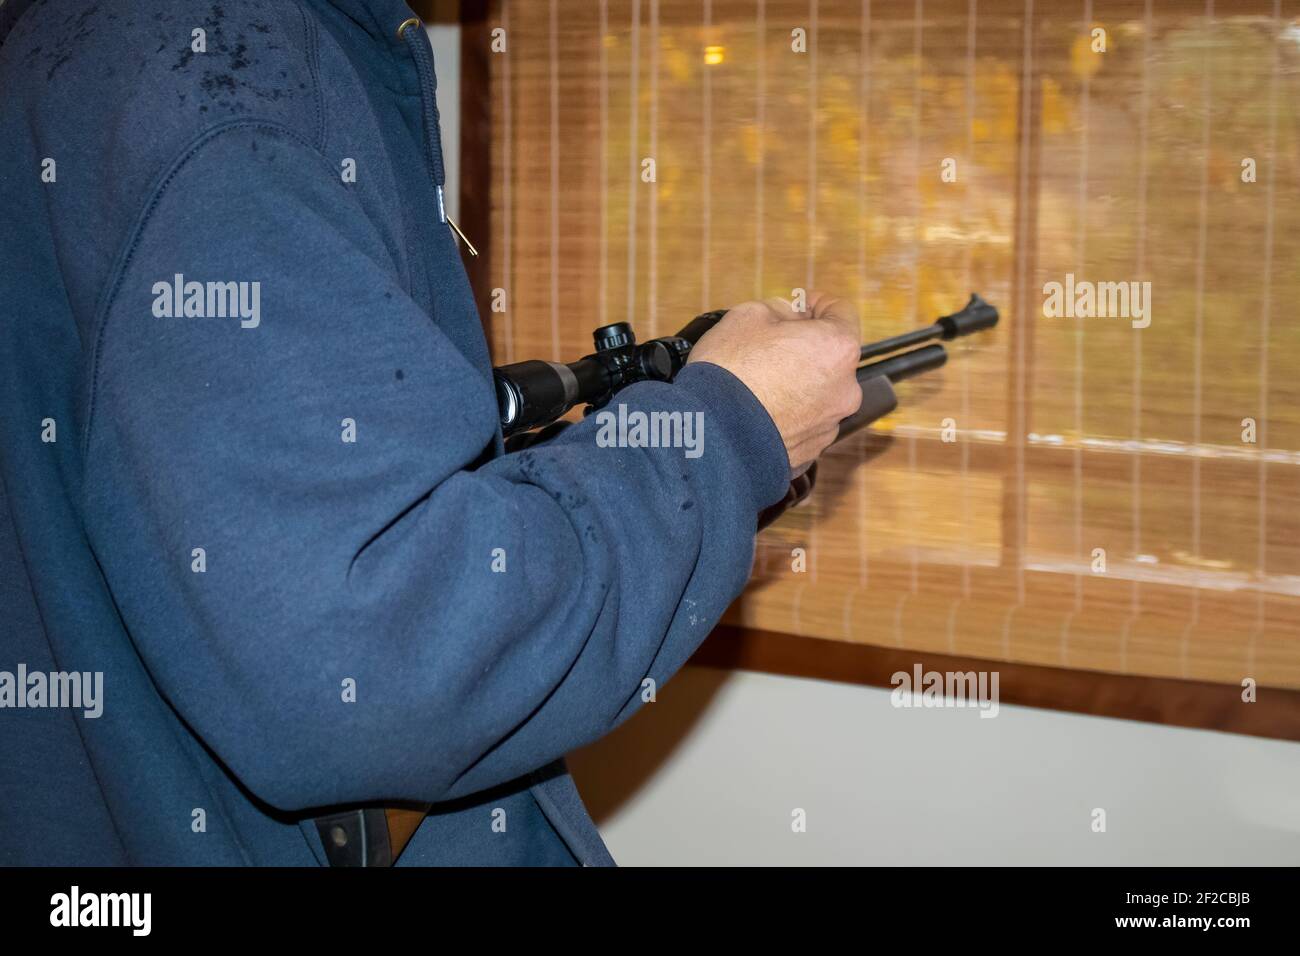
[761,296,802,320]
[804,289,833,315]
[808,292,859,336]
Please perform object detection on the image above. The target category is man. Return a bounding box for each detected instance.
[0,0,860,865]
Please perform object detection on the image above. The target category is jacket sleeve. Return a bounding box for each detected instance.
[82,124,790,811]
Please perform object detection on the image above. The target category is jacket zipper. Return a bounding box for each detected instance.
[398,17,477,255]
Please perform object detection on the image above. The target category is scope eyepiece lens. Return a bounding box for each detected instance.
[494,374,520,428]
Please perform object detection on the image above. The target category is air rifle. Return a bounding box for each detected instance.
[494,293,999,447]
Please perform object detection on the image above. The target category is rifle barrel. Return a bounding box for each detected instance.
[859,343,948,384]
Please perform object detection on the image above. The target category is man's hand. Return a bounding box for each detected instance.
[688,292,863,474]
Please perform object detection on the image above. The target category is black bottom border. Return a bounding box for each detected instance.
[2,865,1290,941]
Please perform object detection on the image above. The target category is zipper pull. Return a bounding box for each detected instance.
[447,216,479,257]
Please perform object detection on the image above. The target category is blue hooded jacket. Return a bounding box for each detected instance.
[0,0,789,865]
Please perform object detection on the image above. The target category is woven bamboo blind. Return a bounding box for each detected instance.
[482,0,1300,689]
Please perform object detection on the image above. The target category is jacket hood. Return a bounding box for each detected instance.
[310,0,422,44]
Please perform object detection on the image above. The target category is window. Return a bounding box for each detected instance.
[474,0,1300,693]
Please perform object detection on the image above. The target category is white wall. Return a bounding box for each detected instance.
[569,666,1300,865]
